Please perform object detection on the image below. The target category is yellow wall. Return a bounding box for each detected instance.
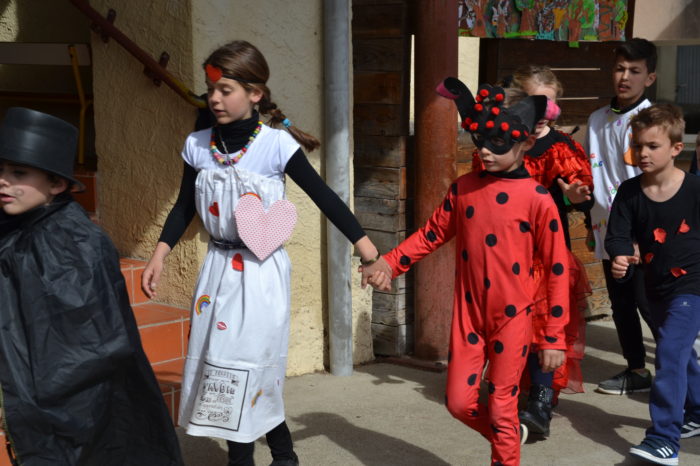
[88,0,372,375]
[633,0,700,43]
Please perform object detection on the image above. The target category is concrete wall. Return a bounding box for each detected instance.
[88,0,372,375]
[633,0,700,43]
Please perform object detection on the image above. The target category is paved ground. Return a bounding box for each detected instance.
[177,319,700,465]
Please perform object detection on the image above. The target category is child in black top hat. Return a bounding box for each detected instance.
[0,107,183,466]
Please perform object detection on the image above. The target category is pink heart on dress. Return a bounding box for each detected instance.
[235,194,297,261]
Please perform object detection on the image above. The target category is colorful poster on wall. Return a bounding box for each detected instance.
[458,0,628,42]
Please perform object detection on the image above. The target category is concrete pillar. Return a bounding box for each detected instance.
[413,0,458,361]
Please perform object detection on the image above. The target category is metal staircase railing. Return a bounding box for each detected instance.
[68,0,206,110]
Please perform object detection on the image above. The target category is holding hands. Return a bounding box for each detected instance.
[359,256,393,291]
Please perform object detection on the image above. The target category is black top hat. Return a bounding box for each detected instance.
[0,107,83,191]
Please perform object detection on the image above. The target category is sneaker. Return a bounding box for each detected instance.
[596,369,651,395]
[681,415,700,439]
[629,437,678,465]
[520,424,528,445]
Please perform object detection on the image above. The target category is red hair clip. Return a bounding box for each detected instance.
[205,64,223,82]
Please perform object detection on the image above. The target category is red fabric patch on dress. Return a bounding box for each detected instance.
[208,202,220,217]
[678,219,690,234]
[232,253,244,271]
[644,252,654,264]
[653,228,667,243]
[671,267,687,277]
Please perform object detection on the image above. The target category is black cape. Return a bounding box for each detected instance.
[0,199,183,466]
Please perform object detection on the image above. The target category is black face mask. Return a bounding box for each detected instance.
[436,79,547,153]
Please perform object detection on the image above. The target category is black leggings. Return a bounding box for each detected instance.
[227,421,296,466]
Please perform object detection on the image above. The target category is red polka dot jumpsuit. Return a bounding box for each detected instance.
[383,167,570,466]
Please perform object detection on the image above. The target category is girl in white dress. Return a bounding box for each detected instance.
[141,41,389,466]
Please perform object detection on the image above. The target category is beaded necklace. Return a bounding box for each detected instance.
[210,120,263,165]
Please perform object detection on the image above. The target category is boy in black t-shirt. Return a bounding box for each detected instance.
[606,104,700,465]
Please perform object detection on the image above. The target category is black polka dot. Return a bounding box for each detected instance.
[494,462,504,466]
[426,230,437,242]
[451,183,457,195]
[551,305,564,318]
[529,267,535,277]
[491,423,501,433]
[536,185,549,194]
[467,332,478,344]
[467,373,477,386]
[505,305,517,317]
[485,234,498,247]
[444,199,452,211]
[494,341,504,353]
[399,255,411,266]
[466,206,475,218]
[488,382,496,394]
[549,219,559,232]
[526,306,533,315]
[465,291,473,304]
[519,221,531,233]
[511,385,519,396]
[522,345,528,357]
[484,277,491,289]
[552,262,564,275]
[512,262,520,275]
[470,409,479,417]
[496,192,509,204]
[545,336,558,343]
[461,249,468,261]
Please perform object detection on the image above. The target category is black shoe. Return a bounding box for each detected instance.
[518,384,554,437]
[596,369,651,395]
[270,452,299,466]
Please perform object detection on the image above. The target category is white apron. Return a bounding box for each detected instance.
[179,164,291,443]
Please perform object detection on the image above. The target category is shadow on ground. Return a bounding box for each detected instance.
[291,412,452,466]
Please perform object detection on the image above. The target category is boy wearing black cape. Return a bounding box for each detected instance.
[0,107,183,465]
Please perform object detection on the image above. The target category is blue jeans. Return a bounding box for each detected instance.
[647,294,700,451]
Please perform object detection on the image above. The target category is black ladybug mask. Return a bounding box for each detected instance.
[436,78,547,155]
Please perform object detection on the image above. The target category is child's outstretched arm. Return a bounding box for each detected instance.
[383,182,457,277]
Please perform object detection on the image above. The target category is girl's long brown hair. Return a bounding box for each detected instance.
[204,40,320,152]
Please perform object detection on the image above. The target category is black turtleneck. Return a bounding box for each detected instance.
[159,113,366,248]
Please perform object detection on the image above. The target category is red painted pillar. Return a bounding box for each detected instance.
[413,0,458,361]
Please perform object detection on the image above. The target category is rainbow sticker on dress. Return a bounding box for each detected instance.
[195,295,211,315]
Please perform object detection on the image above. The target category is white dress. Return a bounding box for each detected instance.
[178,124,299,442]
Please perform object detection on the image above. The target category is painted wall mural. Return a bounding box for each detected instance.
[458,0,628,42]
